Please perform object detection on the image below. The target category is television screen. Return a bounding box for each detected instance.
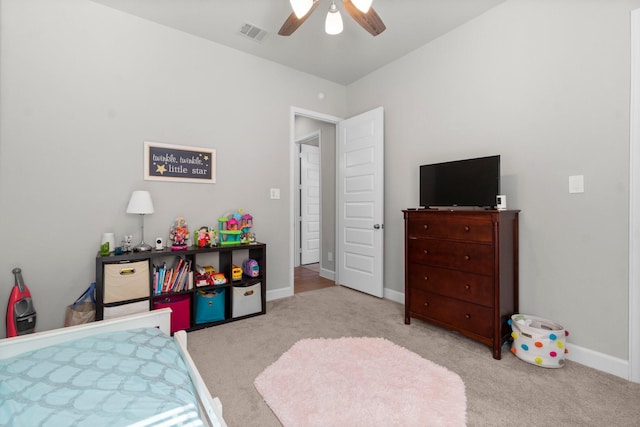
[419,155,500,208]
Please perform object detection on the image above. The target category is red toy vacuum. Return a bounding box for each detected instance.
[6,268,36,337]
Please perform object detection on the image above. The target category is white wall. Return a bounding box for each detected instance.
[347,0,640,361]
[0,0,346,337]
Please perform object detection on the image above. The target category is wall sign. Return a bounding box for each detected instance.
[144,141,216,183]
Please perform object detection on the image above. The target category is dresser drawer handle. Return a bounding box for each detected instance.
[465,314,471,319]
[464,284,471,291]
[423,224,429,230]
[424,249,429,255]
[464,255,470,261]
[424,276,429,281]
[424,302,430,307]
[464,226,470,232]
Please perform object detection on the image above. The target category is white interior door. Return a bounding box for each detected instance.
[337,107,384,297]
[300,144,320,265]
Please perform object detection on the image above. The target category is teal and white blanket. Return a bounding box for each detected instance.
[0,327,201,426]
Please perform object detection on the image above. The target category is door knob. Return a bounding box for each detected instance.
[373,224,383,229]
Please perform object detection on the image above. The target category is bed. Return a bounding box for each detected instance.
[0,309,227,427]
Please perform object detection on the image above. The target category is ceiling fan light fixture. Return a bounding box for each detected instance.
[325,2,343,35]
[351,0,373,13]
[290,0,314,19]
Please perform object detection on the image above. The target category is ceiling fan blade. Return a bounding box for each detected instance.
[278,1,320,36]
[342,0,386,36]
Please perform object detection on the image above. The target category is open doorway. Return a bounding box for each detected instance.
[289,107,385,297]
[291,109,340,294]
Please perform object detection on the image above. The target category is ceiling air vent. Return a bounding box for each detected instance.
[240,23,268,42]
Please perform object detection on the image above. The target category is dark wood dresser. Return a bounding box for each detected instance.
[403,209,520,359]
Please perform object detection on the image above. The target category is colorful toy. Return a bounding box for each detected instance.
[228,217,239,230]
[231,265,242,281]
[242,259,259,277]
[122,235,133,252]
[169,217,190,251]
[195,273,210,287]
[241,213,253,231]
[218,217,228,230]
[194,265,214,287]
[194,265,227,287]
[193,227,216,248]
[212,273,227,285]
[219,209,254,246]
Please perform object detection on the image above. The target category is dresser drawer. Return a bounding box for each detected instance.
[408,263,494,307]
[407,214,493,243]
[409,288,493,338]
[408,238,493,275]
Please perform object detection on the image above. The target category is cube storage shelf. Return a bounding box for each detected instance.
[95,243,266,332]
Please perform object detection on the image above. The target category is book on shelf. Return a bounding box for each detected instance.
[153,257,192,295]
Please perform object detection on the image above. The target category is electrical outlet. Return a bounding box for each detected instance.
[270,188,281,199]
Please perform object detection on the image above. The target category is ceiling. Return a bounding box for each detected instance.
[90,0,506,85]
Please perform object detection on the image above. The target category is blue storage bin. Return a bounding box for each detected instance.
[195,288,226,324]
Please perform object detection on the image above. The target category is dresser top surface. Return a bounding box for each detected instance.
[403,208,520,216]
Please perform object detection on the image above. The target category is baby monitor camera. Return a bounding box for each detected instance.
[496,195,507,210]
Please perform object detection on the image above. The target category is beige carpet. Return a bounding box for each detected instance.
[187,285,640,427]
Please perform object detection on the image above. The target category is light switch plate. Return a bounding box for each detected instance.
[569,175,584,193]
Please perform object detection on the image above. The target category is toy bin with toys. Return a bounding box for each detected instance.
[195,289,226,324]
[509,314,569,368]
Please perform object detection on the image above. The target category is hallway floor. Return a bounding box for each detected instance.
[294,264,334,294]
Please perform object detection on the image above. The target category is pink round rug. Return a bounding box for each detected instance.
[254,337,466,427]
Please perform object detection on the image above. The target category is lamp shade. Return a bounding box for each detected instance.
[325,2,343,35]
[352,0,373,13]
[290,0,313,18]
[126,191,154,214]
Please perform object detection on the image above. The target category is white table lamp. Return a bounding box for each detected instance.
[126,190,154,252]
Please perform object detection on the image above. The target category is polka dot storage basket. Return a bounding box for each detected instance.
[509,314,569,368]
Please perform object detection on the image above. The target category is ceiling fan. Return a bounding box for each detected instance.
[278,0,386,37]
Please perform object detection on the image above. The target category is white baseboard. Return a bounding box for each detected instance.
[384,287,404,304]
[266,286,293,301]
[566,342,630,380]
[320,268,335,281]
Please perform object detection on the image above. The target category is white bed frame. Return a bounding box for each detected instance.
[0,309,227,427]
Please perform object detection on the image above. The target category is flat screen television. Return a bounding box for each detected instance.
[419,155,500,208]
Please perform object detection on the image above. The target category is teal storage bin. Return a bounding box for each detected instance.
[195,288,225,324]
